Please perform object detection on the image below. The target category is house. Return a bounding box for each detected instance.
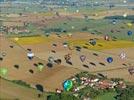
[98,80,114,89]
[7,26,30,34]
[56,89,63,94]
[118,81,126,89]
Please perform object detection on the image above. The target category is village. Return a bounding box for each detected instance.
[55,71,127,99]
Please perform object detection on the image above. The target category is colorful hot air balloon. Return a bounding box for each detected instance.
[14,37,19,41]
[80,55,86,62]
[112,19,117,25]
[27,52,34,60]
[89,39,96,46]
[127,23,132,27]
[0,67,8,76]
[107,57,113,63]
[67,33,72,37]
[119,52,126,59]
[63,80,73,91]
[37,64,44,71]
[123,13,127,18]
[127,31,133,36]
[48,56,55,64]
[104,35,110,41]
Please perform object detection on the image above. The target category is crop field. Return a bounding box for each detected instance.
[68,39,134,50]
[0,0,134,99]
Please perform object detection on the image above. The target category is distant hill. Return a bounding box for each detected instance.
[1,0,134,3]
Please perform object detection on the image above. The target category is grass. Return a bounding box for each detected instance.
[0,78,49,100]
[94,92,117,100]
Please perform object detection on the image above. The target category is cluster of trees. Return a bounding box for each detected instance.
[45,28,66,33]
[47,93,78,100]
[115,85,134,100]
[77,86,114,99]
[104,15,134,20]
[12,80,31,88]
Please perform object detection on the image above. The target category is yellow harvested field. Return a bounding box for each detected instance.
[11,36,54,45]
[11,35,134,50]
[69,39,134,50]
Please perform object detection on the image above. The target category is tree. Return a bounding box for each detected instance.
[115,85,134,100]
[35,84,44,92]
[47,93,79,100]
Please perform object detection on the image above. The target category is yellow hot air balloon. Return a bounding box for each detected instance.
[127,23,133,27]
[14,37,19,41]
[67,33,72,37]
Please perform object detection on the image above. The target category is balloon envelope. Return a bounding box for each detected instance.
[80,55,86,62]
[37,64,44,71]
[127,31,133,36]
[127,23,132,27]
[107,57,113,63]
[0,67,8,76]
[14,37,19,41]
[89,39,96,46]
[63,80,73,91]
[120,52,126,59]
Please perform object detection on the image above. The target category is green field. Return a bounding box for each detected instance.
[44,18,134,41]
[94,92,117,100]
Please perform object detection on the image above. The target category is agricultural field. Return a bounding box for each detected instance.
[0,0,134,100]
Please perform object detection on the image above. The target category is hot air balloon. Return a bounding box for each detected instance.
[89,39,96,46]
[48,56,55,64]
[63,80,73,91]
[123,13,127,18]
[67,33,72,37]
[107,57,113,63]
[127,31,133,36]
[37,64,44,71]
[104,35,110,41]
[112,19,117,25]
[127,23,132,27]
[14,37,19,41]
[45,33,50,37]
[80,55,86,62]
[47,63,53,68]
[119,52,126,59]
[63,42,68,48]
[27,52,34,60]
[64,54,71,62]
[0,67,8,76]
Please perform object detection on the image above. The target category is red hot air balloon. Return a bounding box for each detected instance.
[80,55,86,62]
